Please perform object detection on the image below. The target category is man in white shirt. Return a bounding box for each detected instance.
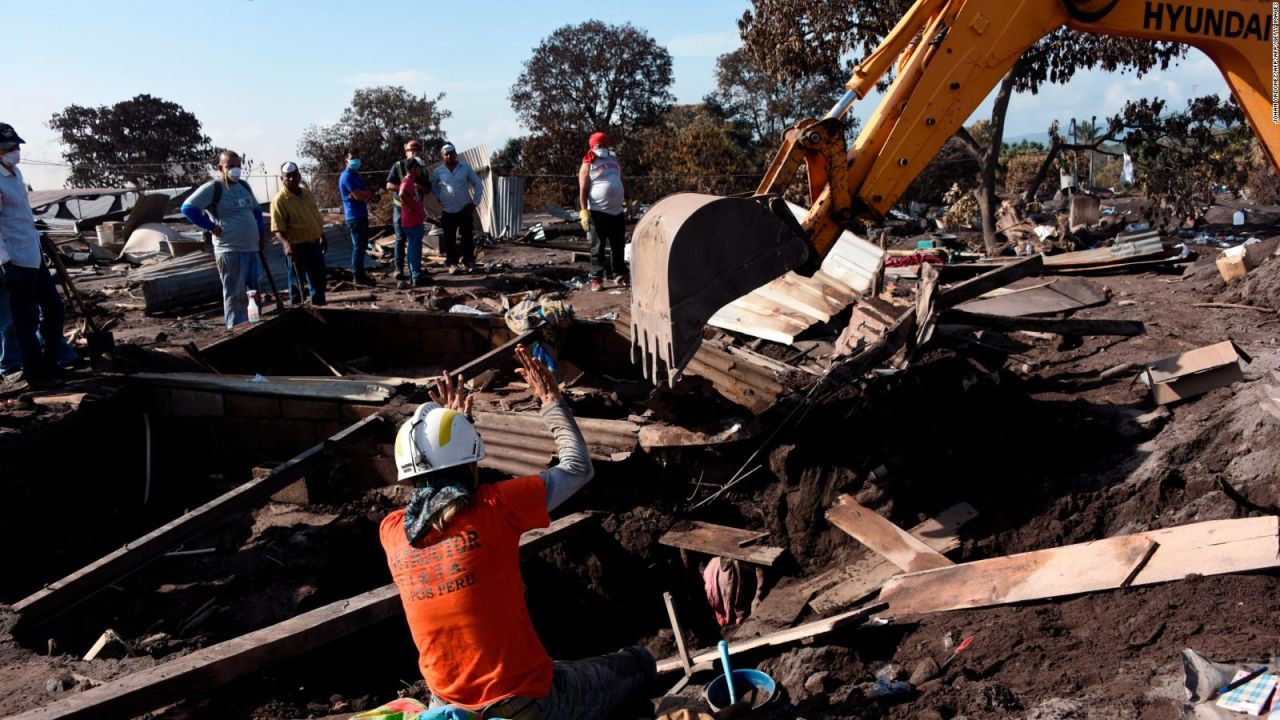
[577,132,627,292]
[0,123,65,387]
[429,143,484,274]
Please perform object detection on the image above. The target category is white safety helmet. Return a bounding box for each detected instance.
[394,402,486,483]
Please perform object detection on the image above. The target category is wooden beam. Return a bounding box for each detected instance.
[9,512,600,720]
[445,329,538,383]
[663,592,693,675]
[655,602,886,674]
[129,372,396,402]
[878,535,1159,615]
[939,310,1145,336]
[13,415,383,624]
[659,522,784,567]
[826,495,953,572]
[809,502,978,615]
[937,254,1043,310]
[1129,516,1279,586]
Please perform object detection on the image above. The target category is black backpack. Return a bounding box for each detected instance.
[205,178,252,220]
[200,179,252,247]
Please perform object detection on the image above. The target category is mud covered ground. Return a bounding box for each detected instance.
[1,217,1278,719]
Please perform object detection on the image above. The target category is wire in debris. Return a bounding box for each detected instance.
[687,368,835,510]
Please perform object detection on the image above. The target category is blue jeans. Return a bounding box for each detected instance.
[2,262,65,379]
[214,250,262,329]
[347,216,370,276]
[403,224,425,282]
[286,242,327,305]
[392,205,407,274]
[0,285,19,374]
[427,646,655,720]
[1,289,78,373]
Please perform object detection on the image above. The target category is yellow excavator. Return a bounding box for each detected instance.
[630,0,1280,383]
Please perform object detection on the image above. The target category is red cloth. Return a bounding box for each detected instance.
[589,131,610,149]
[884,253,944,268]
[399,176,426,228]
[702,556,753,627]
[380,476,553,709]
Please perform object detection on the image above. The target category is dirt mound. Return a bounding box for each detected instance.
[1217,255,1280,307]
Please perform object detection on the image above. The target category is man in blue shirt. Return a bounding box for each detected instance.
[0,123,66,388]
[181,151,267,330]
[429,143,485,274]
[338,148,375,286]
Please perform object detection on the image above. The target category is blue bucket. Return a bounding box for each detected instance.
[704,668,778,711]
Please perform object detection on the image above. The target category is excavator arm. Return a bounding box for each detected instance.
[630,0,1280,383]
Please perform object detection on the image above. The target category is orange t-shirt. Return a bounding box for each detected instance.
[379,475,553,709]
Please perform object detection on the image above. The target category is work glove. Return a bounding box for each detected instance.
[579,208,590,232]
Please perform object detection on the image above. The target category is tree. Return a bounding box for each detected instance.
[490,138,525,177]
[705,48,845,159]
[739,1,1185,255]
[633,105,759,198]
[48,94,213,189]
[510,21,674,179]
[298,86,450,206]
[1119,94,1251,225]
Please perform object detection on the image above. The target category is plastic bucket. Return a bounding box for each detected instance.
[704,668,778,711]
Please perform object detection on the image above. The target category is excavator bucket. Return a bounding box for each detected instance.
[630,193,811,385]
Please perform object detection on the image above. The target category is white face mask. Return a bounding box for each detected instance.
[2,149,19,166]
[226,167,243,180]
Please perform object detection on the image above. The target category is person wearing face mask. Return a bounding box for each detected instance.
[0,123,66,389]
[181,150,268,330]
[386,139,431,282]
[338,148,375,286]
[271,162,328,306]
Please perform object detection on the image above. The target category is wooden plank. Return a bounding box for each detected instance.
[659,522,784,567]
[655,602,885,674]
[663,592,693,675]
[1130,516,1279,586]
[878,535,1158,615]
[129,372,396,402]
[809,502,978,614]
[940,310,1145,336]
[937,254,1044,310]
[10,512,600,720]
[13,415,383,623]
[446,329,538,382]
[826,495,953,572]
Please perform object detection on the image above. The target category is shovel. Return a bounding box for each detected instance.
[40,235,114,363]
[258,245,286,312]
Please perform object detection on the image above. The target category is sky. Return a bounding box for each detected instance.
[7,0,1229,194]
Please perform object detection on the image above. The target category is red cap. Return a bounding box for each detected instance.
[589,131,610,148]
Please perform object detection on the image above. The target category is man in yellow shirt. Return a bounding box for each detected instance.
[270,162,327,305]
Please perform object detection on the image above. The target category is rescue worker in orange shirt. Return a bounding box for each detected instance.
[381,345,655,719]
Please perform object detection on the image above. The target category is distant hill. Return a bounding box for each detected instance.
[1003,131,1051,147]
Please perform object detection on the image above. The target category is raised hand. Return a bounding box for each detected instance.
[429,369,473,414]
[514,344,560,406]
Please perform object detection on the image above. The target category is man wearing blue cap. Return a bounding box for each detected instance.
[0,123,66,388]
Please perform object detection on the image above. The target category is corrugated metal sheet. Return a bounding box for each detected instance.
[474,411,637,477]
[491,176,525,238]
[709,202,885,345]
[613,314,787,414]
[1043,231,1164,267]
